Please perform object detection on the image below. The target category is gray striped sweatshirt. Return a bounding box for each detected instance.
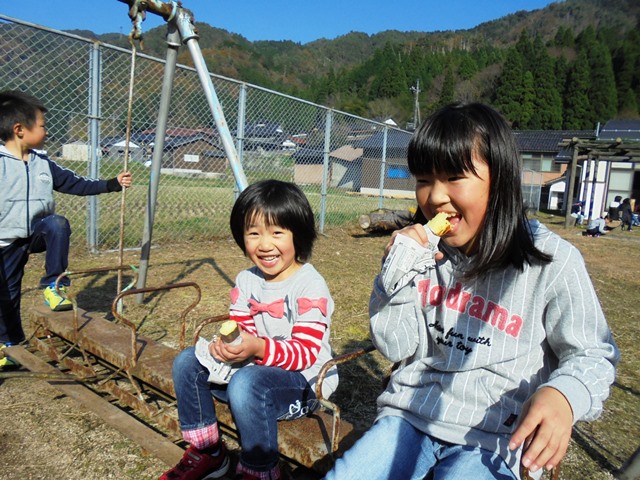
[369,220,619,478]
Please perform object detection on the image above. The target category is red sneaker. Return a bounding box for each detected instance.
[160,444,230,480]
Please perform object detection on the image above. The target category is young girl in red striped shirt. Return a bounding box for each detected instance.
[162,179,337,480]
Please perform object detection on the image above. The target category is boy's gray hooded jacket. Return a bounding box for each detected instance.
[0,146,121,242]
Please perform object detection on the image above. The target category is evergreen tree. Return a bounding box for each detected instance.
[457,53,478,80]
[588,39,618,122]
[563,51,592,128]
[520,71,536,128]
[376,64,407,98]
[493,48,525,125]
[515,30,535,66]
[576,26,617,123]
[529,38,563,129]
[618,88,639,118]
[553,26,575,48]
[369,42,407,99]
[613,30,640,112]
[554,56,570,100]
[437,68,455,108]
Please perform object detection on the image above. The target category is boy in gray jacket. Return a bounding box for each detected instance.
[0,90,132,366]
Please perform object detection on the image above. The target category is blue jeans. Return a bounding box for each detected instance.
[0,214,71,344]
[323,416,517,480]
[172,346,319,472]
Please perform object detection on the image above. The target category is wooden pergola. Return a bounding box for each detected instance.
[558,137,640,228]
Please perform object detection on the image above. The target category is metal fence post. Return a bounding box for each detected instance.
[378,126,389,209]
[564,142,579,228]
[235,83,247,199]
[87,42,102,252]
[319,109,333,233]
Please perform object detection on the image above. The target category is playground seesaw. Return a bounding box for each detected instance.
[3,267,375,478]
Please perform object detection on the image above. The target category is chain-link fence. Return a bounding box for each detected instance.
[0,15,416,252]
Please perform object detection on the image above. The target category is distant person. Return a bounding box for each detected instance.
[608,195,622,221]
[0,90,132,369]
[570,200,585,225]
[585,216,607,236]
[620,198,633,231]
[323,102,619,480]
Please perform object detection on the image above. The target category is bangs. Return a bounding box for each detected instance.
[245,204,285,231]
[408,107,482,177]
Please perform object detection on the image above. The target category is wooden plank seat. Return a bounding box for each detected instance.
[30,283,375,474]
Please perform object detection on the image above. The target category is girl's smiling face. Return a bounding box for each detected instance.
[415,154,490,254]
[243,213,301,282]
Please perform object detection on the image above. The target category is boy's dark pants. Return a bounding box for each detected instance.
[0,214,71,344]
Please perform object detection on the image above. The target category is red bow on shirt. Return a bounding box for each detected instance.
[297,297,328,316]
[249,298,285,318]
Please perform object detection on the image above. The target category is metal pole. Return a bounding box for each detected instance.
[135,23,180,300]
[235,84,247,200]
[119,1,249,296]
[87,42,102,253]
[587,157,599,221]
[412,79,421,127]
[319,109,333,234]
[564,141,579,228]
[378,127,389,209]
[175,9,248,192]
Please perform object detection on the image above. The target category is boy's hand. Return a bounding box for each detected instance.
[509,387,573,473]
[117,171,133,188]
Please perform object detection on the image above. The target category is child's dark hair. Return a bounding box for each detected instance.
[0,90,48,141]
[408,102,551,279]
[230,179,317,262]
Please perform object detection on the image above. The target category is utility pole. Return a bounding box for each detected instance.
[410,79,421,130]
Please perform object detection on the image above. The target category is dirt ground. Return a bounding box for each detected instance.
[0,220,638,480]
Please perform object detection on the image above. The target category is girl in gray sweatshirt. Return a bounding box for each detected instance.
[324,102,618,480]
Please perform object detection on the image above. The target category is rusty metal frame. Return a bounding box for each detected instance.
[111,281,202,364]
[28,275,202,439]
[314,343,376,457]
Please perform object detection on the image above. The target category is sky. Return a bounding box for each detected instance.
[1,0,558,44]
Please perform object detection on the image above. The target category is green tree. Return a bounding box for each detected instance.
[457,53,478,80]
[437,68,455,108]
[520,71,535,128]
[563,52,592,128]
[493,48,525,125]
[529,38,562,129]
[618,88,639,118]
[554,56,570,99]
[553,26,575,48]
[577,26,617,123]
[613,30,640,112]
[588,40,618,122]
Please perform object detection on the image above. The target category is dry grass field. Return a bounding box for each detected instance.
[1,214,638,480]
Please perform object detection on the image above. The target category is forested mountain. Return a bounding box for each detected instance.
[82,0,640,129]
